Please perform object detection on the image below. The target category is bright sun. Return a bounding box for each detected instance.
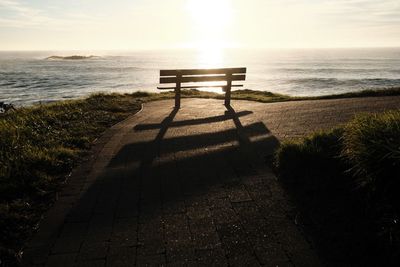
[186,0,233,49]
[186,0,232,29]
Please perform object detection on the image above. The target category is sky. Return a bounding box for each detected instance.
[0,0,400,50]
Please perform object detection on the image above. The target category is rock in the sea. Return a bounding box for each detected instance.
[46,55,98,60]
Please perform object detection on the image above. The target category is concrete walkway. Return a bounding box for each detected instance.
[23,96,400,267]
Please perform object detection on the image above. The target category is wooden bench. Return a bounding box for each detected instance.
[158,67,246,108]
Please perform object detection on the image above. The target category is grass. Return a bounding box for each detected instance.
[127,87,400,104]
[342,111,400,191]
[0,93,141,265]
[274,110,400,265]
[1,87,400,265]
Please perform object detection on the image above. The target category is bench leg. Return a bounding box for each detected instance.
[175,82,181,108]
[225,91,231,106]
[224,78,232,106]
[175,91,180,108]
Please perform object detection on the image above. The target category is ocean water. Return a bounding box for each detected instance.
[1,48,400,106]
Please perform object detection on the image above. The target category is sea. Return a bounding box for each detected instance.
[1,48,400,106]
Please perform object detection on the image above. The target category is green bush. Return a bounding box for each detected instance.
[275,128,347,193]
[274,109,400,264]
[342,111,400,200]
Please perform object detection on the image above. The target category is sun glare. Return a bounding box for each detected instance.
[186,0,232,29]
[186,0,233,68]
[186,0,233,49]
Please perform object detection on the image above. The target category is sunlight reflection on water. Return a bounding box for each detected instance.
[196,47,224,68]
[193,47,229,94]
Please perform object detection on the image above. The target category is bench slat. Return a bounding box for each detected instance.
[160,67,246,76]
[160,74,246,84]
[157,84,243,90]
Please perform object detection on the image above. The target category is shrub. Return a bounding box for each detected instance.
[275,128,347,194]
[342,111,400,201]
[274,109,400,265]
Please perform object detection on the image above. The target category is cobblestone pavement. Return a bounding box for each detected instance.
[23,96,400,267]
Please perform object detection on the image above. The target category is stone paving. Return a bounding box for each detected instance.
[23,96,400,267]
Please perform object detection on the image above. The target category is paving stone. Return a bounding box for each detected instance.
[188,217,216,233]
[241,174,271,186]
[184,195,208,208]
[274,220,312,252]
[166,260,197,267]
[227,187,252,203]
[289,248,321,267]
[106,246,136,267]
[52,237,83,254]
[110,219,138,247]
[208,197,232,210]
[191,230,221,250]
[163,201,186,215]
[165,246,196,264]
[75,259,106,267]
[211,208,239,225]
[137,240,166,256]
[195,248,228,266]
[138,220,164,242]
[253,244,290,266]
[216,223,252,257]
[163,214,189,233]
[59,222,89,239]
[232,201,264,223]
[138,206,163,224]
[186,206,211,220]
[23,246,50,265]
[164,230,192,246]
[136,253,166,266]
[227,252,261,267]
[77,241,109,261]
[262,259,293,267]
[46,253,77,267]
[85,217,114,243]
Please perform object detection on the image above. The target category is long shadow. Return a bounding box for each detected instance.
[140,106,179,167]
[106,103,280,210]
[134,110,253,131]
[108,122,270,167]
[42,103,282,265]
[70,103,278,212]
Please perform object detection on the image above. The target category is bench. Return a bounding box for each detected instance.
[158,67,246,108]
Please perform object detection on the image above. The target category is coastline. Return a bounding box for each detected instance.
[3,87,400,110]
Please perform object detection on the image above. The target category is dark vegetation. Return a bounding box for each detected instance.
[274,110,400,265]
[156,87,400,103]
[0,94,141,266]
[302,87,400,101]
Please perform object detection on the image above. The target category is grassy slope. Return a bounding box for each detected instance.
[231,87,400,102]
[138,87,400,103]
[0,94,141,265]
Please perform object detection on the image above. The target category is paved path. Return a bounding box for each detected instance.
[23,96,400,267]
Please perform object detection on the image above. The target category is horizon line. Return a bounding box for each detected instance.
[1,45,400,52]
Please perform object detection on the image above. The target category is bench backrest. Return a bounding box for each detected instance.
[159,67,246,85]
[158,67,246,108]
